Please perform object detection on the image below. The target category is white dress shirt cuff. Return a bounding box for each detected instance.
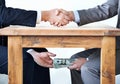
[36,11,41,24]
[73,11,80,23]
[26,49,34,53]
[86,58,89,61]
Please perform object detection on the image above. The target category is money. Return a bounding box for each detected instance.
[53,58,75,69]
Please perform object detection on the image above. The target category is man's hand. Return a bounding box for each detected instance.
[27,50,56,68]
[50,9,75,26]
[41,9,72,26]
[58,9,75,21]
[68,57,87,71]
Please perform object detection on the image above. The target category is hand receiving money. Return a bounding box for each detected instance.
[53,58,76,68]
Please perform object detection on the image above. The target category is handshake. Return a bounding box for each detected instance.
[41,9,75,27]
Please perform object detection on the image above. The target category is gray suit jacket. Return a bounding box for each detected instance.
[77,0,120,49]
[78,0,118,26]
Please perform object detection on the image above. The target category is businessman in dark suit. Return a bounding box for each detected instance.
[54,0,120,84]
[0,0,70,84]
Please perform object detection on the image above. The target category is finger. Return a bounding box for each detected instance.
[64,15,71,21]
[68,64,78,70]
[45,63,53,68]
[40,61,53,68]
[38,53,53,64]
[76,68,80,71]
[47,52,56,57]
[50,22,58,27]
[41,54,54,64]
[61,19,69,26]
[57,23,62,27]
[59,9,69,15]
[54,22,59,26]
[50,21,54,25]
[41,57,53,65]
[40,52,56,57]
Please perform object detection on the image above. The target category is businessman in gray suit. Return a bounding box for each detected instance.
[53,0,120,84]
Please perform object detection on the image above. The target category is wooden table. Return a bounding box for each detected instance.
[0,26,120,84]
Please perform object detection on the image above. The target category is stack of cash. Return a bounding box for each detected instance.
[53,58,75,69]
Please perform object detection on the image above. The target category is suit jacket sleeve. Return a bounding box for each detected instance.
[0,6,37,28]
[78,0,118,26]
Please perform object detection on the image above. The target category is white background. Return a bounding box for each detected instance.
[5,0,119,84]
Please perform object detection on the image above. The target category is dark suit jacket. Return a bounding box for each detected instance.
[0,0,37,46]
[77,0,120,49]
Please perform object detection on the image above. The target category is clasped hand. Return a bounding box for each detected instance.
[41,9,74,27]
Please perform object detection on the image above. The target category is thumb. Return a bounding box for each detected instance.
[68,64,77,70]
[47,52,56,57]
[55,9,60,16]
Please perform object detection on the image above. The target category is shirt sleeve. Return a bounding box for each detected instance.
[26,49,34,53]
[73,11,80,24]
[36,11,41,24]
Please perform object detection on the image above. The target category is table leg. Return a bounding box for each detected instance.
[8,36,23,84]
[101,37,115,84]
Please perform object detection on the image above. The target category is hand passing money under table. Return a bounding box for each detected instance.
[53,58,76,69]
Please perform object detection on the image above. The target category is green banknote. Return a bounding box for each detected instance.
[53,58,75,69]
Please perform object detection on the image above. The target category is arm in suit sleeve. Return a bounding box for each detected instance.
[0,6,37,28]
[77,0,118,26]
